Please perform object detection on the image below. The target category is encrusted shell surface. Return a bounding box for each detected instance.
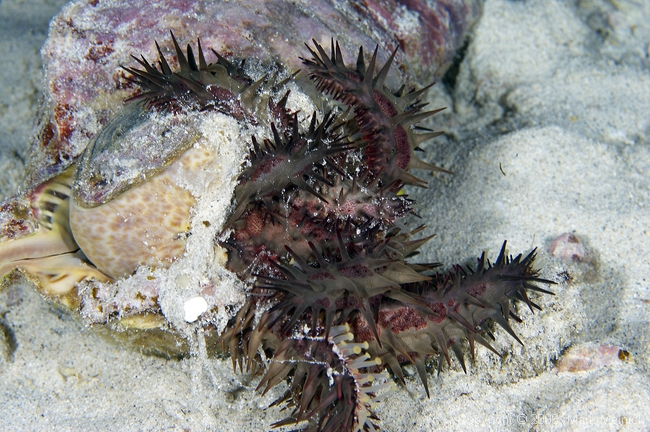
[72,102,201,207]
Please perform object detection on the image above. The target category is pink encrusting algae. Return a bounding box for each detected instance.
[0,1,561,431]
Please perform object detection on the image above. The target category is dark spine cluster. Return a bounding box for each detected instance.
[122,31,264,118]
[126,36,554,432]
[302,40,449,187]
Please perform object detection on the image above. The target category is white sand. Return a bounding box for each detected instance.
[1,0,649,431]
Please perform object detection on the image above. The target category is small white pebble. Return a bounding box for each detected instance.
[184,297,208,322]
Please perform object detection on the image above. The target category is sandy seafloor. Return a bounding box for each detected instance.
[1,0,650,431]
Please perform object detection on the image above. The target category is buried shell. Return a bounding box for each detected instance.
[0,1,559,431]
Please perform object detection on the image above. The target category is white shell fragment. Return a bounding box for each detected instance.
[183,296,209,323]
